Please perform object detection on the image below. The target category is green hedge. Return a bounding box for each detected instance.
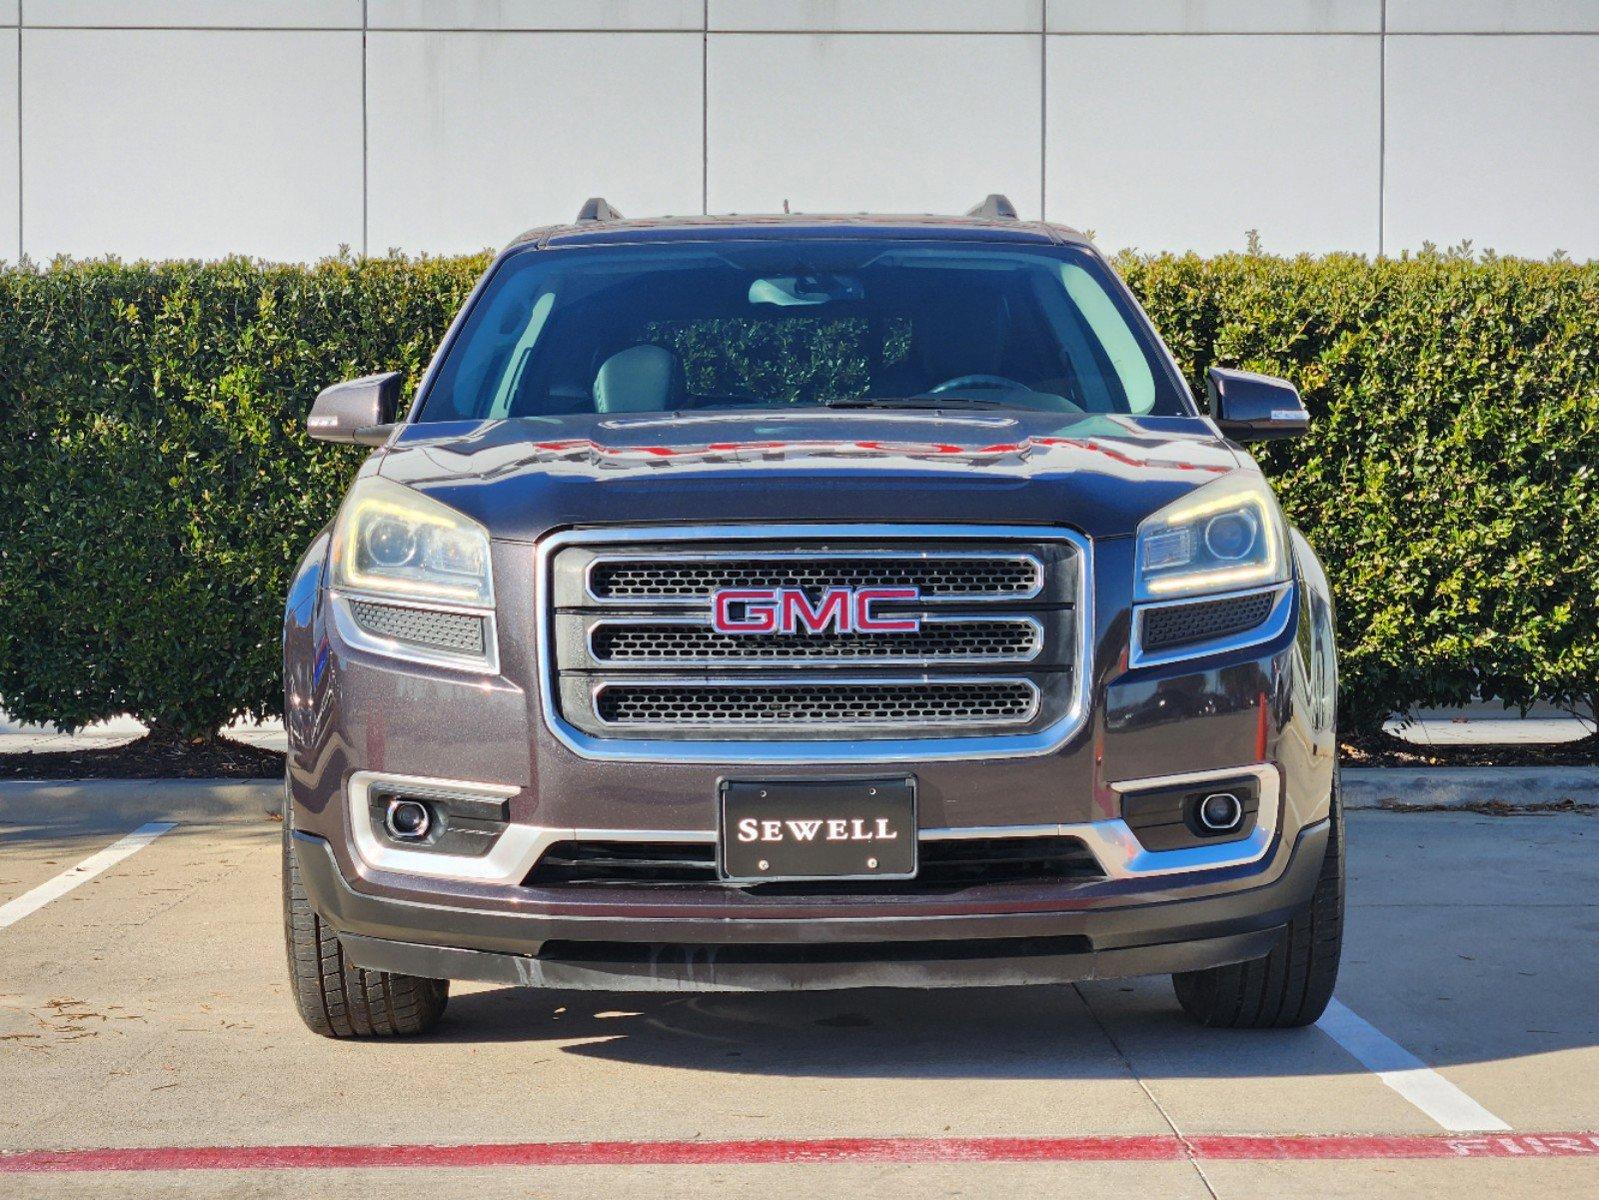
[0,250,1594,739]
[0,255,489,739]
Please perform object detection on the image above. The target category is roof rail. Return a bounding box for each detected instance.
[575,197,625,223]
[966,194,1018,220]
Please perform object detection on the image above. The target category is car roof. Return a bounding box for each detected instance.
[505,211,1094,252]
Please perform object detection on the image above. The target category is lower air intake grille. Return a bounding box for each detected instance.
[523,836,1103,892]
[347,599,485,656]
[1140,589,1276,652]
[594,680,1039,729]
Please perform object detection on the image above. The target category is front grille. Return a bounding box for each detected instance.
[548,531,1082,743]
[348,599,485,656]
[1140,589,1276,652]
[528,841,717,885]
[524,836,1103,892]
[589,554,1042,602]
[590,618,1040,664]
[595,680,1039,729]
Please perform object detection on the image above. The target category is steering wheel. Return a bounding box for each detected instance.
[924,374,1035,396]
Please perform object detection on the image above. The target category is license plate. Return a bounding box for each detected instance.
[719,778,917,883]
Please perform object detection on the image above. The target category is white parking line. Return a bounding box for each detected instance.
[1318,998,1510,1132]
[0,822,176,931]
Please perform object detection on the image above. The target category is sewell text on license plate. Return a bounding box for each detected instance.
[719,778,917,882]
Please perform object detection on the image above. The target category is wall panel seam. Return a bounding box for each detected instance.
[18,25,365,32]
[701,0,707,215]
[1038,3,1046,220]
[361,0,367,255]
[1378,0,1387,257]
[14,3,20,259]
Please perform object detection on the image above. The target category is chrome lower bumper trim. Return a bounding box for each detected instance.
[346,764,1279,887]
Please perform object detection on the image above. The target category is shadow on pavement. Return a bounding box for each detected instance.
[406,980,1423,1082]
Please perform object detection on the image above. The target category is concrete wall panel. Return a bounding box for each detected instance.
[1384,34,1599,257]
[1047,1,1380,34]
[366,31,703,253]
[712,2,1042,32]
[1045,34,1381,253]
[1387,1,1599,33]
[708,33,1042,219]
[368,1,702,31]
[25,1,362,28]
[21,29,363,261]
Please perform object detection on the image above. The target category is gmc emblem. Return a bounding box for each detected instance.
[711,586,921,635]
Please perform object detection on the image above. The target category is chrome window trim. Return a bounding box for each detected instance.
[535,523,1093,764]
[583,547,1047,606]
[588,673,1043,731]
[1127,582,1293,670]
[585,612,1046,668]
[330,589,501,676]
[346,764,1274,886]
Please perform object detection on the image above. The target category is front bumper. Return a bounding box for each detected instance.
[293,817,1328,991]
[284,519,1340,992]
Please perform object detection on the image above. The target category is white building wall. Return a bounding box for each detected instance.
[6,0,1598,262]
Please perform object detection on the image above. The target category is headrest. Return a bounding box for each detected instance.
[593,344,681,413]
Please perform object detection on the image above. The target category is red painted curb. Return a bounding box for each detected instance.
[3,1134,1598,1173]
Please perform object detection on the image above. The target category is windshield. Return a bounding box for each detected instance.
[415,239,1192,422]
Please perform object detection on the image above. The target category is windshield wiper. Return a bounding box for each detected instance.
[820,395,1011,410]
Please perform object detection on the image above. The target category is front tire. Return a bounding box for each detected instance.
[281,798,448,1038]
[1171,776,1344,1029]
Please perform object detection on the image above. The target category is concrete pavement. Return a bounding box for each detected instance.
[1,780,1596,1197]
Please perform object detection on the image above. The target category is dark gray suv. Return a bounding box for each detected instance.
[282,197,1341,1038]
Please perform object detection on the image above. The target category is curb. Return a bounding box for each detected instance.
[1342,766,1599,810]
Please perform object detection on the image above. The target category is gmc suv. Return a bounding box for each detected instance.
[282,196,1341,1038]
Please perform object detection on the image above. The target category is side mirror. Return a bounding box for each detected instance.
[307,372,402,445]
[1205,367,1309,441]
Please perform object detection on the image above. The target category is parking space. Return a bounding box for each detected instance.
[1,782,1596,1197]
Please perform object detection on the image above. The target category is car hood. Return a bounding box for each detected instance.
[375,410,1248,541]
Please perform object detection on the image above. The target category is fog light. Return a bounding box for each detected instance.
[1197,791,1244,832]
[384,798,432,841]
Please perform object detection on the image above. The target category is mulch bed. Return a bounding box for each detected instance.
[0,734,286,780]
[1338,729,1598,769]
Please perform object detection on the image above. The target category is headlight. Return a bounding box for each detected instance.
[1134,472,1288,600]
[330,477,493,607]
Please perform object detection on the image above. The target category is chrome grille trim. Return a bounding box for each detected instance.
[534,523,1093,765]
[584,548,1046,605]
[585,613,1045,667]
